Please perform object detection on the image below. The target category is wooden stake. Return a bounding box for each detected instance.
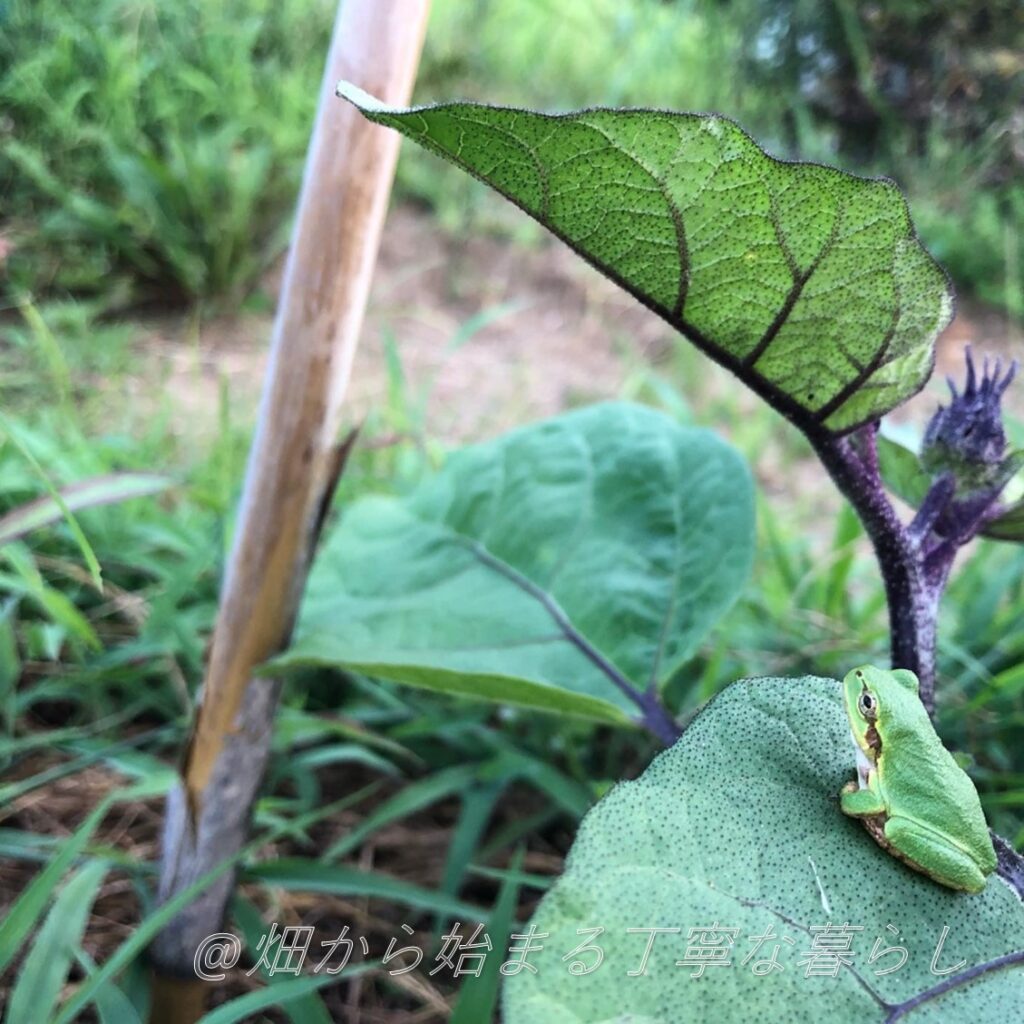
[148,1,430,1016]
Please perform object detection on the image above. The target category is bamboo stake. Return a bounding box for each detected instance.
[148,1,431,1016]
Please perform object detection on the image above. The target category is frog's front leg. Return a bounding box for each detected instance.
[840,779,885,818]
[884,817,988,894]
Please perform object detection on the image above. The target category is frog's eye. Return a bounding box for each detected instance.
[858,690,878,720]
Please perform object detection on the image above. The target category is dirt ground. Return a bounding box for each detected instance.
[126,201,1023,458]
[1,754,563,1022]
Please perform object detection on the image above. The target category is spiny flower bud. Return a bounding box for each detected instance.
[921,347,1018,495]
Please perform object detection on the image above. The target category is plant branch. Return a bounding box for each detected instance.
[883,948,1024,1022]
[811,425,946,713]
[993,833,1024,897]
[148,2,431,1018]
[907,472,955,546]
[811,349,1019,718]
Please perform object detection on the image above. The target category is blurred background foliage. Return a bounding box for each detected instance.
[1,1,1022,1018]
[1,0,1022,315]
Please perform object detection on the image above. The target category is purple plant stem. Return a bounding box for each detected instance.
[811,426,950,715]
[884,949,1024,1021]
[464,541,682,746]
[812,421,1024,898]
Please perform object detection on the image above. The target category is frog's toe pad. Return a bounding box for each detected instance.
[840,785,885,818]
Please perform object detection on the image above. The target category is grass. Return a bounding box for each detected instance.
[1,0,1020,317]
[1,289,1022,1018]
[1,0,332,306]
[0,312,650,1019]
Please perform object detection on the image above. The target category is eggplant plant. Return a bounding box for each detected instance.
[327,85,1024,722]
[273,89,1024,1021]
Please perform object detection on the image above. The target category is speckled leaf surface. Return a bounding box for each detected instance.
[339,84,953,435]
[504,677,1024,1022]
[275,403,753,723]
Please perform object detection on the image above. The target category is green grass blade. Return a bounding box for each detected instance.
[51,852,238,1024]
[0,725,175,805]
[245,860,485,921]
[324,763,477,861]
[823,502,860,619]
[0,602,19,739]
[7,858,109,1024]
[75,948,145,1024]
[0,473,173,548]
[467,862,553,891]
[196,969,372,1024]
[0,793,112,975]
[0,554,101,653]
[491,747,594,819]
[477,808,560,864]
[438,780,505,906]
[445,299,529,355]
[278,742,398,778]
[0,413,103,589]
[449,848,524,1024]
[14,298,71,407]
[50,790,384,1024]
[231,895,333,1024]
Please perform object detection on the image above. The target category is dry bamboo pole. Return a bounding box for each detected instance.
[148,2,431,1018]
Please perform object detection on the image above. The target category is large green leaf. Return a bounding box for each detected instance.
[504,676,1024,1022]
[338,85,953,435]
[275,403,753,724]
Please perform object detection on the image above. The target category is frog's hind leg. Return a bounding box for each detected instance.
[883,817,988,894]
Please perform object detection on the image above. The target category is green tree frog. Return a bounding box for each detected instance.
[840,665,997,894]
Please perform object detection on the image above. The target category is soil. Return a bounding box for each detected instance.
[129,202,1022,450]
[0,752,564,1023]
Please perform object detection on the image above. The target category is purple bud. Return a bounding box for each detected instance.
[922,348,1017,487]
